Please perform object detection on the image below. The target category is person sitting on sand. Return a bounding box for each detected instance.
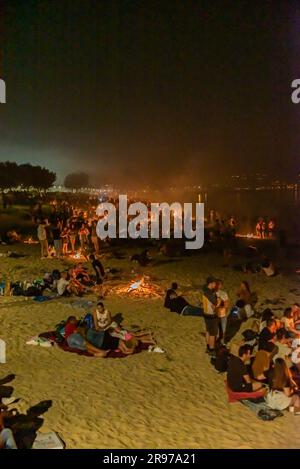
[251,343,274,383]
[131,249,151,267]
[64,316,109,357]
[258,309,274,332]
[261,256,277,277]
[265,358,300,410]
[0,410,17,449]
[93,302,155,344]
[281,308,299,338]
[273,328,292,363]
[68,269,86,296]
[164,282,178,309]
[258,319,278,353]
[57,272,72,297]
[72,263,91,285]
[93,302,116,331]
[227,345,265,393]
[236,281,255,317]
[292,303,300,331]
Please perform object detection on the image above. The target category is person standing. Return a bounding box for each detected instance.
[37,219,49,258]
[61,226,70,256]
[215,279,230,343]
[51,222,62,259]
[78,223,89,252]
[69,223,77,254]
[89,254,105,284]
[268,219,275,238]
[91,220,99,254]
[202,277,219,355]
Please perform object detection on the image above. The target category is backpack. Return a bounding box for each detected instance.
[211,345,230,373]
[55,320,67,343]
[82,313,95,329]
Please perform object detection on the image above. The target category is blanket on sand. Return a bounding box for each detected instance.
[39,331,151,358]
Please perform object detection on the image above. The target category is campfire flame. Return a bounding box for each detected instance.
[114,276,163,299]
[24,237,39,244]
[236,233,269,240]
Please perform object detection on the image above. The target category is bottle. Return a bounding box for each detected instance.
[0,339,6,363]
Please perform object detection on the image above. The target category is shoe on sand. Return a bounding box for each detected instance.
[148,346,165,353]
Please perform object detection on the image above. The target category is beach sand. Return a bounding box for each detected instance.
[1,244,300,449]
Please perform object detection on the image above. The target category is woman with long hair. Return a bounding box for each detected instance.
[265,357,300,410]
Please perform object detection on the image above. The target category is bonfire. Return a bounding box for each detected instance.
[23,237,39,244]
[113,276,163,299]
[68,250,87,260]
[236,233,269,240]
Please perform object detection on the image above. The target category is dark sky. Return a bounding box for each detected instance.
[0,0,299,188]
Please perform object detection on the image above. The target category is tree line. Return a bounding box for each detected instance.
[0,161,91,191]
[0,161,56,190]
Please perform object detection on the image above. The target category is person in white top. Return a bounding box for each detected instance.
[281,307,298,338]
[57,272,70,296]
[273,328,292,363]
[291,347,300,372]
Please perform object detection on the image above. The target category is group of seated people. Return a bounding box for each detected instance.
[59,302,156,357]
[226,303,300,412]
[44,256,105,298]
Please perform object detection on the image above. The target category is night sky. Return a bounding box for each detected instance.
[0,0,299,188]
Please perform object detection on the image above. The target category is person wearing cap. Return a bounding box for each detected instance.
[202,277,220,355]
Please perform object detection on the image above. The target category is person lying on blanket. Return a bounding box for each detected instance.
[92,302,155,344]
[65,316,144,356]
[64,316,109,357]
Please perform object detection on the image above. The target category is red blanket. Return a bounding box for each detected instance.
[39,331,150,358]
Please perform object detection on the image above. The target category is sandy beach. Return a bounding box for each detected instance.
[1,244,300,449]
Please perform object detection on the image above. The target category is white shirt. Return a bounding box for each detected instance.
[292,338,300,349]
[57,278,69,296]
[216,290,229,302]
[292,347,300,365]
[37,225,47,241]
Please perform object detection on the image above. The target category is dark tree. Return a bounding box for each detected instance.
[64,172,90,189]
[0,161,56,190]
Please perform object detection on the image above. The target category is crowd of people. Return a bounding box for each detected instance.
[37,204,101,260]
[255,218,276,239]
[1,199,299,449]
[164,276,300,414]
